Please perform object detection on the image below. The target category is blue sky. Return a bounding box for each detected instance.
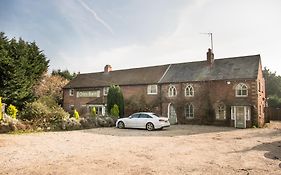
[1,0,281,75]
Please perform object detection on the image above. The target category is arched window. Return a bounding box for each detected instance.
[168,85,177,97]
[236,83,248,97]
[185,85,194,97]
[216,104,226,120]
[185,104,194,119]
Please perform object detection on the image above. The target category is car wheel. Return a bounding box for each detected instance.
[146,122,154,131]
[118,121,125,129]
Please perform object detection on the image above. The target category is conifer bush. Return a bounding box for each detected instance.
[73,109,80,120]
[7,104,18,119]
[110,104,119,117]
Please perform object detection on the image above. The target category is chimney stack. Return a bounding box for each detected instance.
[207,48,214,65]
[104,65,112,73]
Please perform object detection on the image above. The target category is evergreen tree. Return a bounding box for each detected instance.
[107,85,124,117]
[51,69,76,80]
[0,32,49,108]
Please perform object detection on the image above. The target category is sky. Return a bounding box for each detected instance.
[1,0,281,75]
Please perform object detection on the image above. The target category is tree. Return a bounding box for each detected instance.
[107,85,124,117]
[263,67,281,107]
[51,69,77,80]
[33,73,69,105]
[0,32,49,108]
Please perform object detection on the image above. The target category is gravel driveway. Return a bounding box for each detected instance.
[1,123,281,175]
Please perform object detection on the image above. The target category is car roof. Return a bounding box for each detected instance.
[132,112,154,115]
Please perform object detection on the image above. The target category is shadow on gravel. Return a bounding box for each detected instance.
[80,124,235,137]
[234,140,281,168]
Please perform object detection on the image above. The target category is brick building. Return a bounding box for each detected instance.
[63,49,266,128]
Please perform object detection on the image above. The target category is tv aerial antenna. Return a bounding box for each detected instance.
[201,32,213,51]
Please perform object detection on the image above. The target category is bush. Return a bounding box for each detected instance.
[110,104,119,118]
[7,104,18,119]
[91,107,96,117]
[62,117,81,130]
[21,97,69,130]
[73,109,79,120]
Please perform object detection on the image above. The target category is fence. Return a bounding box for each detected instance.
[266,107,281,121]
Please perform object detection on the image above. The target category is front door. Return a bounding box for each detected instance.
[235,106,246,128]
[168,103,177,125]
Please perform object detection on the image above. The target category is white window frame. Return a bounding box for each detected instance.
[69,89,74,96]
[147,85,158,95]
[235,83,248,97]
[231,106,251,121]
[168,85,177,97]
[185,104,194,119]
[216,104,226,120]
[185,84,194,97]
[103,87,109,96]
[88,105,106,116]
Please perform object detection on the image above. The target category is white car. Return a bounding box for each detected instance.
[116,112,170,131]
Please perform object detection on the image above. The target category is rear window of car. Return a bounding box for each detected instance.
[152,113,160,117]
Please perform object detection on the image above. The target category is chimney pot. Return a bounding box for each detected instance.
[104,65,112,73]
[207,48,214,65]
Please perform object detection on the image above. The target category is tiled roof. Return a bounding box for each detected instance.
[64,64,170,88]
[159,55,260,83]
[64,54,261,89]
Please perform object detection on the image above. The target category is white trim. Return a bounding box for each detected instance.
[233,106,249,128]
[147,85,158,95]
[235,83,248,97]
[87,104,106,116]
[168,85,177,97]
[103,87,109,96]
[69,89,74,96]
[185,84,194,97]
[168,103,177,123]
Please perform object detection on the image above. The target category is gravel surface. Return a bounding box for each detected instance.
[1,122,281,175]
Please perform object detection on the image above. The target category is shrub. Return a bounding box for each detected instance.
[62,117,81,130]
[73,109,79,120]
[21,97,69,130]
[7,104,18,119]
[91,107,96,117]
[110,104,119,117]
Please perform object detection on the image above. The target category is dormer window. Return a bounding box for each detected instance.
[185,85,194,97]
[236,83,248,97]
[147,85,157,95]
[168,85,177,97]
[69,89,74,96]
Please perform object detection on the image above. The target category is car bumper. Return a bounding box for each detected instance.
[155,122,170,129]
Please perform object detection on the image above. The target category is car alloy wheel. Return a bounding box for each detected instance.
[146,122,154,131]
[118,121,125,129]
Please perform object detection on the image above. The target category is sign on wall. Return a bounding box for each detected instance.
[76,90,100,98]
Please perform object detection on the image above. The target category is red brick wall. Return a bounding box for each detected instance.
[160,79,262,127]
